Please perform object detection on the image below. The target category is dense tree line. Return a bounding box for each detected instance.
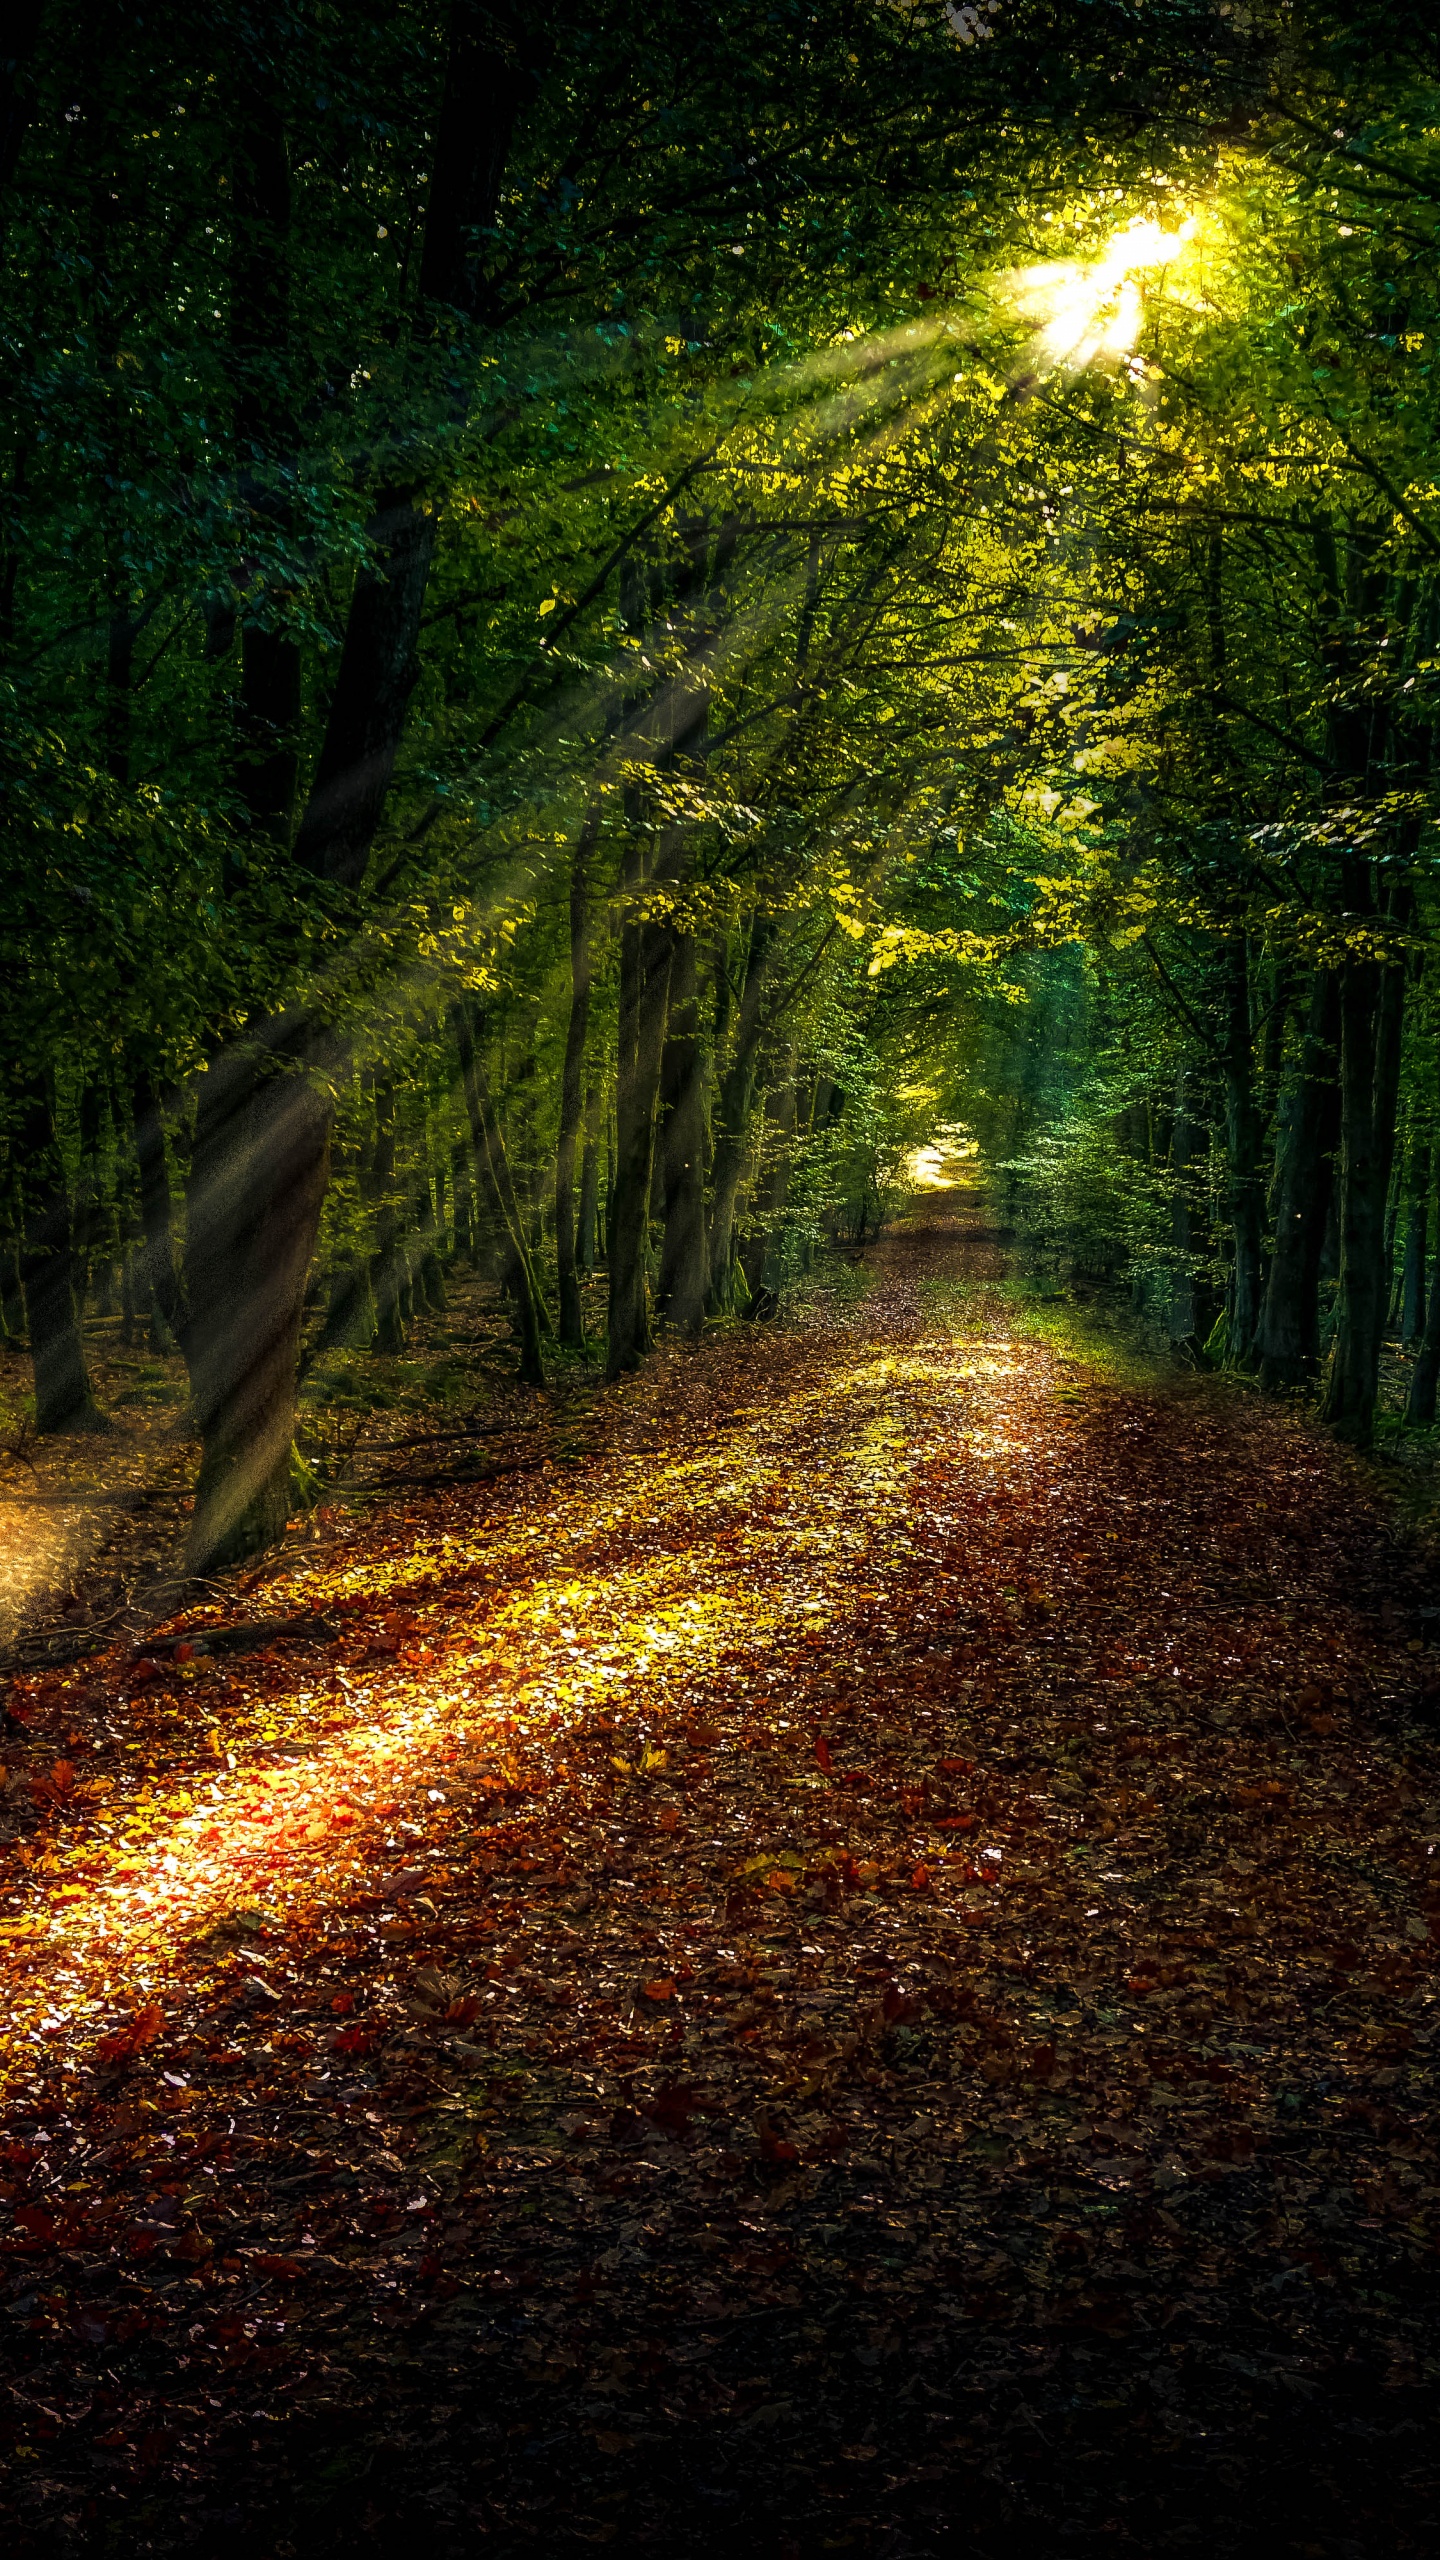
[6,0,1435,1588]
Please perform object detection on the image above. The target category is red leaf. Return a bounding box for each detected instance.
[936,1813,975,1832]
[252,2253,303,2279]
[814,1736,834,1774]
[330,1992,355,2015]
[96,2004,164,2065]
[641,1978,676,2003]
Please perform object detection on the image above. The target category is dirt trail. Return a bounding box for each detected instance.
[2,1196,1438,2558]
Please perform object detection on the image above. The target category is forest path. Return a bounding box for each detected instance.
[2,1192,1439,2558]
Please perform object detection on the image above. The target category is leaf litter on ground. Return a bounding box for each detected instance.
[2,1196,1439,2557]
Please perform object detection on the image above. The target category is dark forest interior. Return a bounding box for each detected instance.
[3,5,1440,2554]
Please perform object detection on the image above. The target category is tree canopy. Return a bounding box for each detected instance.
[5,0,1440,1559]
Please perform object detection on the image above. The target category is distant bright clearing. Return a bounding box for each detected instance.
[905,1127,977,1190]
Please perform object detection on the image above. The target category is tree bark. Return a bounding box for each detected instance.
[1400,1139,1430,1345]
[451,1132,477,1265]
[1166,1067,1198,1347]
[16,1075,105,1433]
[1223,937,1264,1365]
[1407,1149,1440,1425]
[183,1056,332,1570]
[366,1079,409,1354]
[1320,889,1408,1445]
[577,1077,602,1271]
[655,929,708,1333]
[1256,968,1340,1390]
[174,8,547,1562]
[739,1063,797,1319]
[607,832,672,1378]
[131,1068,187,1347]
[453,1001,547,1385]
[290,2,539,889]
[72,1079,109,1311]
[707,914,775,1313]
[555,811,596,1348]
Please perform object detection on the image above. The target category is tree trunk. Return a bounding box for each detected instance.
[183,1056,332,1570]
[1223,937,1264,1365]
[1,1241,26,1349]
[417,1164,448,1311]
[1407,1149,1440,1424]
[16,1075,105,1433]
[367,1079,407,1354]
[1256,969,1340,1391]
[1320,895,1407,1445]
[170,11,546,1562]
[655,929,708,1333]
[607,840,672,1377]
[452,1002,547,1385]
[1400,1139,1430,1345]
[451,1132,477,1265]
[130,1068,187,1347]
[739,1064,797,1319]
[577,1077,602,1272]
[555,811,596,1348]
[707,914,775,1313]
[1166,1068,1198,1346]
[72,1079,108,1311]
[291,5,538,885]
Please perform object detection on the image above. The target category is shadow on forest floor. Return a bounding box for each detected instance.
[1,1192,1438,2557]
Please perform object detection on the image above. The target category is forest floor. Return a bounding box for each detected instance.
[2,1190,1440,2558]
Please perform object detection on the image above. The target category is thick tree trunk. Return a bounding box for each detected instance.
[16,1075,105,1433]
[175,12,545,1561]
[655,931,708,1333]
[607,884,672,1376]
[291,489,436,890]
[1256,969,1340,1391]
[183,1056,332,1570]
[453,1002,547,1385]
[555,813,596,1348]
[1223,938,1264,1365]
